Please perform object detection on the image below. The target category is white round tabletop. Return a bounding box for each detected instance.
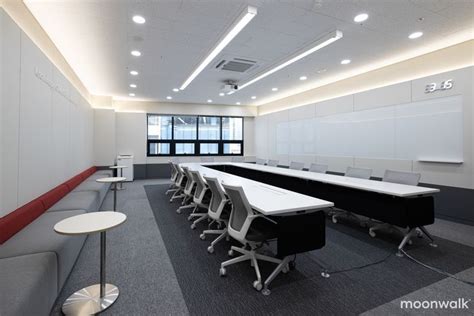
[109,165,127,169]
[54,211,126,236]
[96,177,126,183]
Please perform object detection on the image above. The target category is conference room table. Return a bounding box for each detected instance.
[203,162,440,255]
[181,162,334,293]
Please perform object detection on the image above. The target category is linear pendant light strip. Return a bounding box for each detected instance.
[180,6,258,90]
[228,30,343,94]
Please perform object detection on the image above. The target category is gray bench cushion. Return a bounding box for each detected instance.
[0,253,58,316]
[74,180,110,202]
[0,210,86,289]
[48,190,100,213]
[94,170,113,177]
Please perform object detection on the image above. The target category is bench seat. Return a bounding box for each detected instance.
[48,191,101,213]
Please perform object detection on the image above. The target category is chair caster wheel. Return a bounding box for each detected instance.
[228,249,234,257]
[321,271,330,278]
[225,235,230,242]
[396,251,404,257]
[253,280,262,291]
[190,224,196,230]
[187,216,193,221]
[219,267,226,277]
[282,265,289,274]
[417,230,423,238]
[200,234,206,240]
[262,287,271,296]
[429,242,438,248]
[332,216,338,224]
[369,230,376,238]
[408,239,413,245]
[176,209,181,214]
[207,246,214,254]
[289,261,296,270]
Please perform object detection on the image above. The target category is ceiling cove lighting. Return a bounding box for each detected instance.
[354,13,369,23]
[131,50,141,57]
[299,76,307,81]
[132,15,146,24]
[173,88,180,92]
[229,30,342,94]
[129,84,137,88]
[409,31,423,39]
[130,70,139,75]
[166,96,172,100]
[179,6,257,90]
[341,59,351,65]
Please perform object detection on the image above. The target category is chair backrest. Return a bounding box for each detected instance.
[204,176,229,220]
[175,164,186,186]
[289,161,304,170]
[181,166,195,195]
[383,170,420,186]
[231,156,245,163]
[222,183,254,243]
[345,167,372,180]
[309,163,328,174]
[190,170,208,204]
[201,157,214,163]
[169,161,178,181]
[256,158,266,165]
[267,159,279,167]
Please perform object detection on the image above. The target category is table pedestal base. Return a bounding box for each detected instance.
[62,283,119,315]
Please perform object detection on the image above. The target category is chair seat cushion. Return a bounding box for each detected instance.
[48,191,100,213]
[73,180,110,202]
[0,210,86,290]
[246,217,278,241]
[0,253,58,316]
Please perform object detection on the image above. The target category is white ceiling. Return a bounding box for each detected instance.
[25,0,474,106]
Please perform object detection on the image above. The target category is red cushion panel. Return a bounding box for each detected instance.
[65,175,83,191]
[0,199,45,244]
[39,184,70,210]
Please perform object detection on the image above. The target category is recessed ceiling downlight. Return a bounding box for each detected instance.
[129,84,137,88]
[354,13,369,23]
[299,76,307,81]
[130,70,139,75]
[129,93,135,97]
[132,15,146,24]
[272,87,278,91]
[207,99,213,103]
[251,96,257,99]
[173,88,179,92]
[166,96,172,100]
[236,102,241,105]
[131,50,141,57]
[409,31,423,39]
[340,59,351,65]
[219,92,225,96]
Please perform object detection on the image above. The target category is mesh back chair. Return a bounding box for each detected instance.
[256,158,266,165]
[368,170,435,252]
[231,156,245,163]
[201,157,215,163]
[289,161,305,170]
[169,164,187,202]
[309,163,328,174]
[331,167,373,224]
[188,170,212,229]
[200,177,232,253]
[267,159,279,167]
[165,161,179,195]
[219,183,284,291]
[175,166,197,214]
[345,167,372,179]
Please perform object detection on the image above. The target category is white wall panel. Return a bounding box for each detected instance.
[116,112,146,164]
[243,117,255,157]
[315,95,353,117]
[93,109,116,166]
[254,115,268,159]
[354,82,411,111]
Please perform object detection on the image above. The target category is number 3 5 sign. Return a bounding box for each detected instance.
[425,79,454,93]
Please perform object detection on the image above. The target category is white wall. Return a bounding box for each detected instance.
[94,109,116,166]
[1,9,94,217]
[255,67,473,189]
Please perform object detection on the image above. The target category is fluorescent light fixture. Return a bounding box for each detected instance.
[166,96,172,100]
[129,84,137,88]
[236,102,241,105]
[130,70,139,75]
[251,96,257,99]
[129,93,135,97]
[299,76,307,81]
[131,50,141,57]
[409,31,423,39]
[133,15,146,24]
[219,92,225,96]
[230,30,342,94]
[207,99,213,103]
[341,59,351,65]
[354,13,368,23]
[173,88,180,92]
[272,87,278,91]
[180,6,257,90]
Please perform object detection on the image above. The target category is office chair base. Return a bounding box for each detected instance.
[321,271,330,278]
[262,256,292,295]
[332,211,361,225]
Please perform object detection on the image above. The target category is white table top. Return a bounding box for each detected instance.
[180,163,333,216]
[109,165,127,169]
[96,177,126,183]
[54,211,127,235]
[205,162,439,198]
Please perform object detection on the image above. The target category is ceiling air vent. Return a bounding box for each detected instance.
[214,57,258,73]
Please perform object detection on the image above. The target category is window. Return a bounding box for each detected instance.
[147,114,243,156]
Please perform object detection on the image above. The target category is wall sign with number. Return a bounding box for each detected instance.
[425,79,454,93]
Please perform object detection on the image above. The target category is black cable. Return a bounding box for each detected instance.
[400,249,474,287]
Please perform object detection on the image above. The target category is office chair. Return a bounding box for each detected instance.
[231,156,245,163]
[175,166,197,214]
[256,158,266,165]
[189,170,212,229]
[165,161,179,195]
[169,164,187,202]
[200,176,232,253]
[289,161,305,170]
[309,163,328,174]
[331,167,373,224]
[201,157,215,163]
[267,159,279,167]
[219,183,285,291]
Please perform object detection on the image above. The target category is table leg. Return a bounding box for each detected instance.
[61,231,119,314]
[119,169,124,190]
[113,183,117,211]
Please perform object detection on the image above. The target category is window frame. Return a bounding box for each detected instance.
[146,114,244,157]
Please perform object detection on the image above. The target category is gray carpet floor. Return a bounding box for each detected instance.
[145,184,474,316]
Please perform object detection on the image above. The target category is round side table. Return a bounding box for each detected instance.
[54,211,127,315]
[109,165,127,190]
[96,177,126,211]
